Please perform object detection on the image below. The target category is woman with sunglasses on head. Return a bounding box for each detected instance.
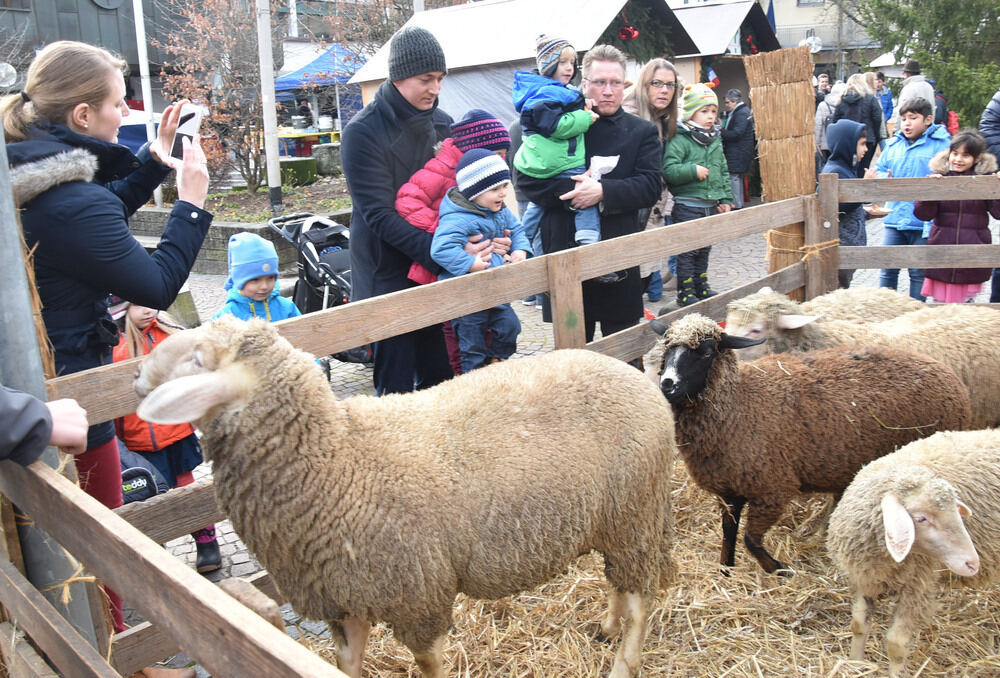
[623,58,682,299]
[2,42,210,673]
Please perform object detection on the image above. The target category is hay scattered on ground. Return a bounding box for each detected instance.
[294,463,1000,676]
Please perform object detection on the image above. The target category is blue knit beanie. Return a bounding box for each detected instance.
[456,148,510,200]
[225,233,279,291]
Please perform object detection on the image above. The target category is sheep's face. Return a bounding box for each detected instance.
[134,317,264,426]
[658,337,719,405]
[881,477,979,577]
[725,293,818,361]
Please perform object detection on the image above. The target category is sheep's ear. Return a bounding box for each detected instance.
[956,499,973,518]
[775,314,821,330]
[758,286,774,294]
[137,373,235,424]
[881,493,915,563]
[648,318,669,336]
[719,333,766,350]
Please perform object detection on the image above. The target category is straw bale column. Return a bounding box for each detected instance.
[745,46,815,298]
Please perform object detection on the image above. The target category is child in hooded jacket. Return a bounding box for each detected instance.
[512,35,602,248]
[822,119,869,288]
[214,233,301,321]
[915,129,1000,302]
[432,150,532,373]
[113,303,221,573]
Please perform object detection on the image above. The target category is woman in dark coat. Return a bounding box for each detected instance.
[1,40,210,653]
[833,73,883,176]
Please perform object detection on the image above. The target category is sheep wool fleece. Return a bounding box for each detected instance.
[151,318,678,659]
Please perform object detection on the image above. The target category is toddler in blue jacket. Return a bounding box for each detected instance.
[214,233,302,321]
[432,149,532,372]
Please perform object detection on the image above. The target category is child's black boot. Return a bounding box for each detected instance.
[693,272,718,299]
[193,526,222,574]
[676,277,698,307]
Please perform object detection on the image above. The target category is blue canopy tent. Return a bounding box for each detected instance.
[275,43,365,126]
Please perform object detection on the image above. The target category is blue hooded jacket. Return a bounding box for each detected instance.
[213,284,301,322]
[871,122,951,232]
[511,71,591,178]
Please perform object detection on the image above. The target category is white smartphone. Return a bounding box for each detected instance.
[169,104,203,161]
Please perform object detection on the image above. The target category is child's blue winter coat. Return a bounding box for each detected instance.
[432,188,532,279]
[871,122,951,233]
[213,285,302,321]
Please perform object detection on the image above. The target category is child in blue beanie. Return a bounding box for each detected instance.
[214,233,302,321]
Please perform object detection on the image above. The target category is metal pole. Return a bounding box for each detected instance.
[257,0,283,215]
[288,0,298,38]
[0,130,100,648]
[132,0,163,207]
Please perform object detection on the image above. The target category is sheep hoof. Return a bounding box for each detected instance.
[719,566,733,578]
[591,622,614,644]
[773,565,794,577]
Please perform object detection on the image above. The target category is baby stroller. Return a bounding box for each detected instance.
[268,213,373,365]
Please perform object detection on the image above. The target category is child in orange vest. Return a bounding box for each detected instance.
[113,303,221,573]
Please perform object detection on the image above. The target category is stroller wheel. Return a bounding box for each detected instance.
[319,356,332,382]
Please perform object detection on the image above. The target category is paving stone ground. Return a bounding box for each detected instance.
[137,205,998,674]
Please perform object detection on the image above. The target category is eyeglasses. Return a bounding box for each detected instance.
[585,78,625,90]
[649,80,677,90]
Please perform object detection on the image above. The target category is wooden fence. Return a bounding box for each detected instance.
[3,174,1000,676]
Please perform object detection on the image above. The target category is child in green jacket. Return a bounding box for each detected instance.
[663,83,733,306]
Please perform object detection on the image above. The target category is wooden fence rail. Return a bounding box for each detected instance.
[5,174,1000,676]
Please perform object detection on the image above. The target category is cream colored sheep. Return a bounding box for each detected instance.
[799,286,925,323]
[827,429,1000,678]
[724,290,1000,428]
[133,317,677,678]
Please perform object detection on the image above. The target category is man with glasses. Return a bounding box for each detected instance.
[516,44,661,352]
[721,88,754,210]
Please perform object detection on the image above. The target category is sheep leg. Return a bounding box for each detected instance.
[885,587,937,678]
[329,615,370,678]
[607,591,647,678]
[719,496,746,569]
[849,593,873,661]
[412,635,446,678]
[742,501,788,574]
[600,589,628,639]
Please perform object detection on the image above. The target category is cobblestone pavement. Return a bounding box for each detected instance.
[146,207,996,673]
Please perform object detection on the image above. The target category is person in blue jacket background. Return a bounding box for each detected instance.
[214,233,302,321]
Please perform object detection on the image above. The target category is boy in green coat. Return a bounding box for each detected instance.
[663,83,733,306]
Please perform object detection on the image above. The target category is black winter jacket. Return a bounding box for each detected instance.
[721,102,755,174]
[7,124,212,447]
[833,92,883,145]
[341,81,453,300]
[7,125,212,449]
[979,87,1000,158]
[516,108,661,326]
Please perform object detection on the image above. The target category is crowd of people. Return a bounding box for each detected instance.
[814,59,1000,302]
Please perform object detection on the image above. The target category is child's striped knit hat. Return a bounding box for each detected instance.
[536,34,572,78]
[456,148,510,200]
[450,109,511,153]
[681,83,719,121]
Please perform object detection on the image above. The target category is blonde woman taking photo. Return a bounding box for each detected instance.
[3,42,210,674]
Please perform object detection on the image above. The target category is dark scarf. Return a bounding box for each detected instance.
[682,121,719,147]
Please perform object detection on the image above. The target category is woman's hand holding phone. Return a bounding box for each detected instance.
[175,134,210,209]
[149,99,188,167]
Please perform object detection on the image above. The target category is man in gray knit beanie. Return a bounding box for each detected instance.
[389,26,447,83]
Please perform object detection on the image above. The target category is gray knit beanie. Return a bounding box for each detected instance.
[388,26,447,82]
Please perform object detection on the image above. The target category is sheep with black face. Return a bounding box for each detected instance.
[649,313,971,574]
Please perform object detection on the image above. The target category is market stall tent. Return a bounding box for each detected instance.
[275,42,365,126]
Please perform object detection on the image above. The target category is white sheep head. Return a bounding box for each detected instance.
[881,471,979,577]
[135,316,274,427]
[724,289,820,359]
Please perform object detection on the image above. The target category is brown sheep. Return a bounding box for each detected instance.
[649,313,972,574]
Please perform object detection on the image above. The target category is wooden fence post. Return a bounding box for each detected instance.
[546,249,586,349]
[803,188,839,299]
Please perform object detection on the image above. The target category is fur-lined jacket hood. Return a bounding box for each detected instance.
[928,149,998,176]
[7,123,144,206]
